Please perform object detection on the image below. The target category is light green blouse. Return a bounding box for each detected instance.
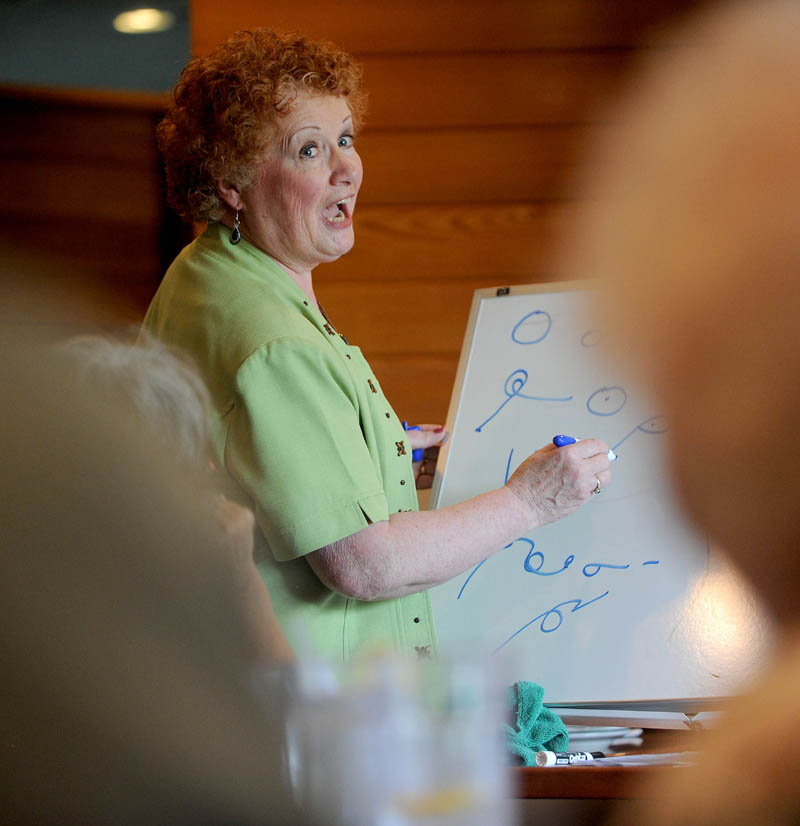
[142,221,437,662]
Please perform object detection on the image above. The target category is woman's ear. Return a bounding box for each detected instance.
[216,180,243,212]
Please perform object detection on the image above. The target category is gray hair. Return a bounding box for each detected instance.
[56,332,212,468]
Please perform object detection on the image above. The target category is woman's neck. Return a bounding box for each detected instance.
[219,216,319,309]
[277,261,317,309]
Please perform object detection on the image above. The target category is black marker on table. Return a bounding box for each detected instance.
[536,750,606,766]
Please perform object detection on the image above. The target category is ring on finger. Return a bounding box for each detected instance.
[592,476,602,495]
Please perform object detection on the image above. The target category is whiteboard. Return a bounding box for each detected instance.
[430,283,773,705]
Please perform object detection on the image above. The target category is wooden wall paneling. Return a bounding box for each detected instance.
[321,202,577,282]
[3,217,160,281]
[360,50,636,129]
[0,87,171,323]
[0,157,160,224]
[355,125,600,204]
[316,278,477,356]
[192,0,704,55]
[0,99,160,163]
[368,353,460,425]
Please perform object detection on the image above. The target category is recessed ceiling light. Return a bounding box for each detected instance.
[112,8,176,34]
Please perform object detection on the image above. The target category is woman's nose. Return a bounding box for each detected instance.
[330,147,362,186]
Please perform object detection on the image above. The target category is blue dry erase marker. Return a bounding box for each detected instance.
[553,434,617,462]
[403,421,424,462]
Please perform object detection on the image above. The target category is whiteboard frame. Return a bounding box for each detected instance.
[430,280,594,510]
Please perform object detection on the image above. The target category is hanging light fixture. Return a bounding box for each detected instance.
[112,8,176,34]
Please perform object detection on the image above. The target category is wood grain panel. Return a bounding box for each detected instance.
[321,202,577,281]
[315,274,562,357]
[0,244,158,329]
[0,157,160,223]
[0,217,160,281]
[355,125,601,204]
[192,0,704,56]
[0,101,159,164]
[0,87,172,321]
[367,352,460,425]
[0,83,167,112]
[315,278,473,356]
[360,51,636,129]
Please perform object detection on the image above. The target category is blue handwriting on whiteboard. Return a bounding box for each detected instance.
[582,562,630,577]
[495,591,610,651]
[513,538,575,576]
[456,558,487,599]
[586,386,628,417]
[512,310,552,345]
[475,369,573,432]
[612,415,669,452]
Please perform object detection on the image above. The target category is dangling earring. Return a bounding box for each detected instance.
[230,209,241,245]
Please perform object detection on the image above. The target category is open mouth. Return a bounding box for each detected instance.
[322,195,354,224]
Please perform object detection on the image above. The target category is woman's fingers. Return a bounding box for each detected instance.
[407,425,448,488]
[406,424,448,451]
[592,468,612,494]
[506,439,612,527]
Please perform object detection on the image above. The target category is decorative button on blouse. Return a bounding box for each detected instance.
[396,440,406,456]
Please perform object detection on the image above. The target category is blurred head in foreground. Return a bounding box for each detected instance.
[57,330,213,468]
[578,0,800,625]
[572,2,800,825]
[54,331,295,665]
[0,319,300,824]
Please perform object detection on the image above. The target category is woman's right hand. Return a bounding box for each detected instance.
[505,439,612,528]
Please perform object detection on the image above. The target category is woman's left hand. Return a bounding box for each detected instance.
[408,424,449,489]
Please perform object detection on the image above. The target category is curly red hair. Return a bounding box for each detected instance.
[157,28,366,222]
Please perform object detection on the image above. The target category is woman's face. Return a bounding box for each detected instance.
[238,92,363,274]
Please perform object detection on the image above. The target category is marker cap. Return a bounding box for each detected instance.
[552,434,617,462]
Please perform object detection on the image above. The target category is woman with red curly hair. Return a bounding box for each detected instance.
[143,28,611,662]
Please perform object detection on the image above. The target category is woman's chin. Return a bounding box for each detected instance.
[321,233,356,261]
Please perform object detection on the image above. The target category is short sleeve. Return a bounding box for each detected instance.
[224,336,390,561]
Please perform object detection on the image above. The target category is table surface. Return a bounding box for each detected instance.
[510,729,697,799]
[511,764,674,799]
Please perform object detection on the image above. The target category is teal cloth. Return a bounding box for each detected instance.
[505,681,569,766]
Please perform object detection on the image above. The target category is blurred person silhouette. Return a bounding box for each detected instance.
[56,332,294,664]
[568,1,800,823]
[0,318,304,825]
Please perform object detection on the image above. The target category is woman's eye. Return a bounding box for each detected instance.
[338,135,354,148]
[300,144,318,158]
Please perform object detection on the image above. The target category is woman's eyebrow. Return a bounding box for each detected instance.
[288,125,321,140]
[285,116,353,146]
[282,125,320,150]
